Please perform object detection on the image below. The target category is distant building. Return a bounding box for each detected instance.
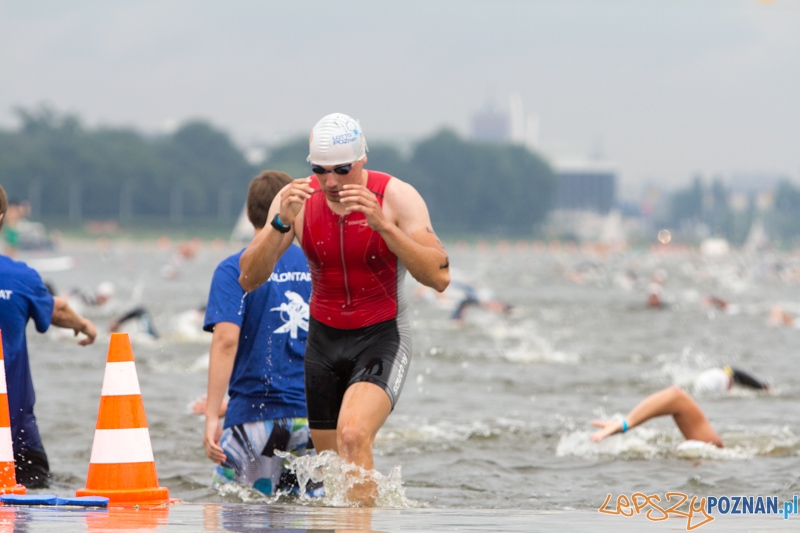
[470,96,540,149]
[553,159,617,214]
[470,105,510,142]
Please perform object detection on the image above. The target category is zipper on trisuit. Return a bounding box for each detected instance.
[339,216,351,306]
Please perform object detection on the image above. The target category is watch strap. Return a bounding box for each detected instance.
[270,213,291,233]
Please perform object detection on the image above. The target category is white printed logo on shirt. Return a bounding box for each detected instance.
[270,290,309,338]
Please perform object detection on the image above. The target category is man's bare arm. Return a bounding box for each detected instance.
[239,224,294,292]
[239,184,301,292]
[51,296,97,345]
[204,322,240,463]
[341,179,450,292]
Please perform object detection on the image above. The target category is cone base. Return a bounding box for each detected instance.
[0,485,27,495]
[75,486,169,505]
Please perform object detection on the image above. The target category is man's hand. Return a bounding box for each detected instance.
[339,184,389,231]
[280,177,313,225]
[204,416,226,464]
[75,318,97,346]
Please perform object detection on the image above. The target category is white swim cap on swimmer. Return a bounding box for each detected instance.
[96,281,115,298]
[692,368,732,396]
[307,112,368,166]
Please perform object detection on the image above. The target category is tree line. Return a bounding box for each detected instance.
[0,107,557,237]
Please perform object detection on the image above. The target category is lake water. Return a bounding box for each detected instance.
[14,238,800,531]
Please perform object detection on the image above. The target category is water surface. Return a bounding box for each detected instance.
[19,239,800,529]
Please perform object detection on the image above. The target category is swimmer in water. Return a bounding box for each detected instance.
[769,306,795,327]
[692,365,770,395]
[590,386,724,447]
[701,295,741,316]
[646,268,668,309]
[646,281,666,309]
[109,306,159,339]
[449,280,512,322]
[590,367,769,447]
[69,281,115,307]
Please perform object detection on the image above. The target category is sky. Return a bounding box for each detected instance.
[2,0,798,200]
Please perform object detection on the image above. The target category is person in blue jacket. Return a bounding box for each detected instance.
[201,171,319,497]
[0,184,98,488]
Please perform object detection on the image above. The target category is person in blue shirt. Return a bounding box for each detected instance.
[202,171,318,497]
[0,184,98,488]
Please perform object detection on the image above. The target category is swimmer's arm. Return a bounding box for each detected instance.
[204,322,240,463]
[51,297,97,346]
[371,180,450,292]
[592,386,688,443]
[729,367,770,390]
[114,307,146,324]
[239,184,299,292]
[592,386,722,447]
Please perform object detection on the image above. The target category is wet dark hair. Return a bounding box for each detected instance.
[246,170,293,230]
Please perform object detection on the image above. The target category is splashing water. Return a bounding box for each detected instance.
[280,450,419,508]
[555,427,777,461]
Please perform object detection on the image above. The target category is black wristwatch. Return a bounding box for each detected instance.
[270,213,291,233]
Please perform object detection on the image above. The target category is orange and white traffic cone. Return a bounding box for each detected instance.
[76,333,169,504]
[0,331,26,495]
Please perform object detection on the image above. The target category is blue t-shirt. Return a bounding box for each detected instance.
[0,255,54,451]
[204,245,311,428]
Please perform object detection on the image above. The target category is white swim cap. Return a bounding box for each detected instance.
[646,282,662,296]
[307,113,368,166]
[96,281,115,298]
[693,368,732,396]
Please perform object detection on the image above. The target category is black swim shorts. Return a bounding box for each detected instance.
[304,315,412,430]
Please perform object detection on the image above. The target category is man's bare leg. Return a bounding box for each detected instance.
[336,381,392,505]
[310,428,338,453]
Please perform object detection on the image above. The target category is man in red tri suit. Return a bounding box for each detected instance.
[239,113,450,504]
